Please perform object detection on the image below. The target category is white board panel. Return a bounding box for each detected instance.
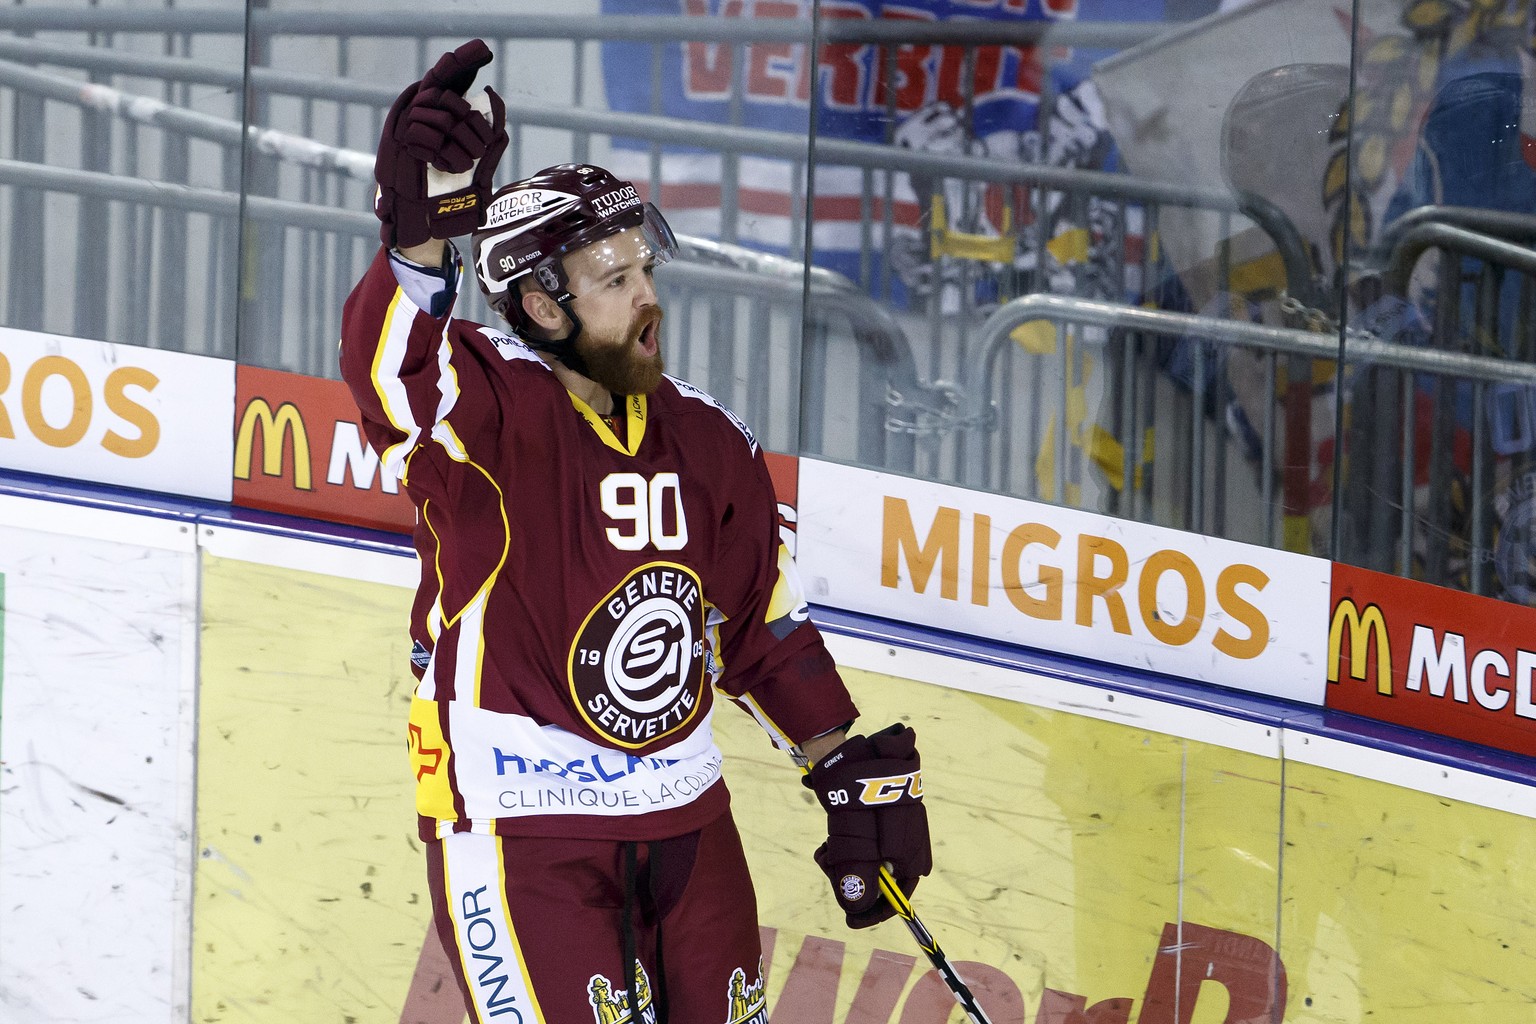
[0,525,197,1021]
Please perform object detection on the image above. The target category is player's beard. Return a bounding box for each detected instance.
[577,305,665,396]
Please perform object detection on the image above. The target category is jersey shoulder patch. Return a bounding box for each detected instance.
[476,326,548,367]
[664,374,758,455]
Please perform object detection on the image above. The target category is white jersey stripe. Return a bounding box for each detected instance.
[731,692,793,753]
[433,326,461,436]
[457,587,489,709]
[374,286,425,480]
[440,834,547,1023]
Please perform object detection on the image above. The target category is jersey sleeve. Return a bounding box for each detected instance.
[339,244,492,488]
[341,245,510,689]
[711,445,859,752]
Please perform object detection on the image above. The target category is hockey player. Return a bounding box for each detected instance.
[340,40,932,1024]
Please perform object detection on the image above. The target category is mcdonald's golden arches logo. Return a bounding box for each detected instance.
[234,398,311,491]
[1328,598,1392,696]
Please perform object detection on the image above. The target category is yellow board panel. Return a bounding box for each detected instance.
[194,552,426,1022]
[718,670,1289,1024]
[1177,740,1285,1023]
[194,550,1536,1023]
[1280,760,1536,1023]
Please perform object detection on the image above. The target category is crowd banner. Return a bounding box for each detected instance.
[0,325,234,501]
[597,0,1153,302]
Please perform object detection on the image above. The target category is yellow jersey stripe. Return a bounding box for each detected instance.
[567,391,648,455]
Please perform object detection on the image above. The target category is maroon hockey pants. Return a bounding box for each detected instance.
[427,812,769,1024]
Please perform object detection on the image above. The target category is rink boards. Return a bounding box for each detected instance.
[4,490,1536,1023]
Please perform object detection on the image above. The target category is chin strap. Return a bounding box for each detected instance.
[522,298,592,378]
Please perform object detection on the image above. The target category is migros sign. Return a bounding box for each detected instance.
[0,327,233,500]
[881,495,1271,659]
[1327,564,1536,758]
[0,350,158,458]
[796,462,1331,704]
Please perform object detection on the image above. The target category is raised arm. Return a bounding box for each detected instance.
[339,40,508,477]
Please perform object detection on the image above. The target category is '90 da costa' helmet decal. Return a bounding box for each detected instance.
[569,561,706,749]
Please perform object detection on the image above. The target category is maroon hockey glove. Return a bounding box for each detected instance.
[803,723,932,929]
[374,39,508,248]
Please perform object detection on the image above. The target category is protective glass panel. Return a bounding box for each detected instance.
[237,14,497,377]
[237,2,815,475]
[1335,3,1536,603]
[595,0,817,455]
[801,0,1352,559]
[0,1,243,356]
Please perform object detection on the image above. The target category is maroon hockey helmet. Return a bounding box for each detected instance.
[471,163,678,322]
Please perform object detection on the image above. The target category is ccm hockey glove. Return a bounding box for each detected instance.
[374,38,508,248]
[804,723,932,929]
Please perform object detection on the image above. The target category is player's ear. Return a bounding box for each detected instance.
[521,289,567,333]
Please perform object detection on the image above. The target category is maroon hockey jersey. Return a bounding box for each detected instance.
[340,246,857,842]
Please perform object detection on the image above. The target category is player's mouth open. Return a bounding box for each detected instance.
[638,318,660,356]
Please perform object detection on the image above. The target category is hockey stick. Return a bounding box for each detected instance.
[874,865,995,1024]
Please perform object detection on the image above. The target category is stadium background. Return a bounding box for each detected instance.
[4,0,1536,1020]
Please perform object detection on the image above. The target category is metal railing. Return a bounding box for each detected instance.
[1349,207,1536,595]
[965,293,1536,595]
[656,257,933,465]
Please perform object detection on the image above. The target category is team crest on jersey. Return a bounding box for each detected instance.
[724,961,768,1024]
[569,562,706,749]
[588,963,655,1024]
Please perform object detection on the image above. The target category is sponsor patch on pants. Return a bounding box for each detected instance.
[587,963,655,1024]
[725,960,767,1024]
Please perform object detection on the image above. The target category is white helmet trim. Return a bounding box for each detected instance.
[481,188,580,231]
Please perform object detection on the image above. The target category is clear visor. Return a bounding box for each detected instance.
[639,202,678,265]
[560,203,678,294]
